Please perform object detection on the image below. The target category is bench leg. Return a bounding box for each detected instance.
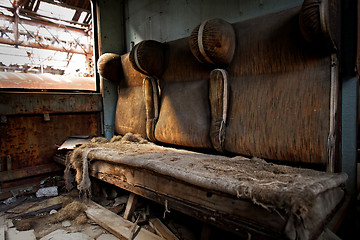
[123,193,138,220]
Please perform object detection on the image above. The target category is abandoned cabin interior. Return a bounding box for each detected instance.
[0,0,359,239]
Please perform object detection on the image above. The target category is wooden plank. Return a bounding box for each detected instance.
[200,223,212,240]
[53,155,66,165]
[85,200,164,240]
[0,92,102,115]
[123,193,138,220]
[327,196,351,233]
[90,161,286,240]
[0,191,12,202]
[9,204,62,220]
[149,218,179,240]
[317,228,341,240]
[7,196,63,219]
[0,163,63,182]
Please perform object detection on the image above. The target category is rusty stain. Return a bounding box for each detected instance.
[0,163,63,182]
[0,114,99,172]
[0,92,102,115]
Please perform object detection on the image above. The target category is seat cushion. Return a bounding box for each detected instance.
[223,6,334,164]
[155,80,212,148]
[114,86,146,137]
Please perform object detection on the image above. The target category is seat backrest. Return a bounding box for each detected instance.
[100,3,340,168]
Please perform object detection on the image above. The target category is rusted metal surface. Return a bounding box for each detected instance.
[0,38,89,55]
[0,92,102,115]
[0,113,99,171]
[0,13,88,34]
[0,72,96,90]
[0,163,62,182]
[0,1,91,29]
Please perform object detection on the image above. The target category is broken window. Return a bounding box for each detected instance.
[0,0,95,91]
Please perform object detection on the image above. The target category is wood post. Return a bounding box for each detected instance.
[123,193,138,220]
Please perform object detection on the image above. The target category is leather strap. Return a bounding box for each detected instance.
[134,43,147,74]
[198,20,215,65]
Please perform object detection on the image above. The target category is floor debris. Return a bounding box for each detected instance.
[6,227,36,240]
[0,214,5,240]
[50,200,86,223]
[2,197,16,205]
[0,177,231,240]
[85,200,163,240]
[7,196,63,219]
[149,218,179,240]
[62,220,72,228]
[36,186,58,198]
[97,233,121,240]
[39,229,93,240]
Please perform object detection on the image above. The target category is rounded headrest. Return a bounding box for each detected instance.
[129,40,165,78]
[299,0,340,51]
[97,53,123,83]
[189,18,236,68]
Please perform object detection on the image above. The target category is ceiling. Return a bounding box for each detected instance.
[8,0,92,28]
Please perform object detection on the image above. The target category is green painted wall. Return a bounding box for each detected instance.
[124,0,303,51]
[341,0,358,196]
[95,0,125,139]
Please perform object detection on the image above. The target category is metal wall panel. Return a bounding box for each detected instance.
[95,0,126,139]
[124,0,303,51]
[0,92,102,115]
[0,113,99,171]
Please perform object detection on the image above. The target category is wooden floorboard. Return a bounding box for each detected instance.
[85,200,164,240]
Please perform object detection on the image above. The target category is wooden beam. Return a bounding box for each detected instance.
[123,193,138,221]
[85,200,164,240]
[0,92,102,116]
[0,12,88,34]
[7,196,63,219]
[20,8,89,28]
[0,163,62,182]
[327,196,351,233]
[0,38,88,55]
[40,0,91,13]
[200,224,212,240]
[149,218,179,240]
[89,161,286,240]
[72,10,82,22]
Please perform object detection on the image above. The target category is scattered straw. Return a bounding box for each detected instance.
[121,133,148,144]
[13,219,34,231]
[74,212,88,225]
[69,133,148,199]
[110,135,122,142]
[91,137,109,144]
[50,201,86,223]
